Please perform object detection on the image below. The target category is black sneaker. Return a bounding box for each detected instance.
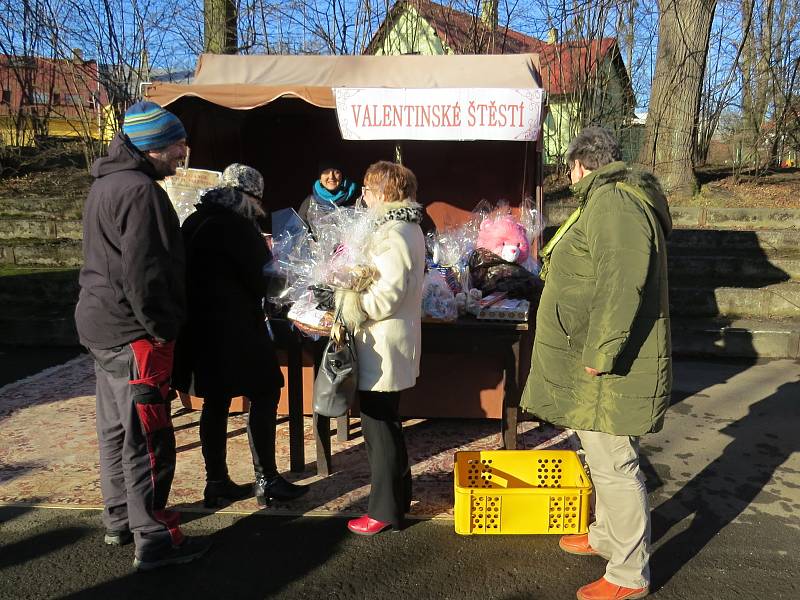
[132,536,211,572]
[104,528,133,546]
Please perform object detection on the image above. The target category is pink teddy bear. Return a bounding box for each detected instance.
[476,215,530,264]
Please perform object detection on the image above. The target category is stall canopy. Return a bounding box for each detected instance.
[145,54,545,229]
[146,53,543,111]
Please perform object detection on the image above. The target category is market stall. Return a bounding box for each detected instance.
[146,54,547,470]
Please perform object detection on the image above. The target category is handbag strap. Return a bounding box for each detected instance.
[330,301,347,346]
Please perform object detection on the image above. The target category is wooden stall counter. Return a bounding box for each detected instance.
[313,317,534,475]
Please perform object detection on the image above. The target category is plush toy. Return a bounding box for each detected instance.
[476,215,530,264]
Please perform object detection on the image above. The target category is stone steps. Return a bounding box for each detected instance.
[543,202,799,357]
[0,314,78,346]
[0,268,79,308]
[670,281,800,319]
[0,268,80,345]
[544,204,800,232]
[671,317,800,359]
[0,196,83,220]
[667,254,799,284]
[668,228,799,254]
[0,238,83,267]
[0,217,83,240]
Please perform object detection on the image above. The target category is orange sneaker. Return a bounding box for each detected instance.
[576,577,649,600]
[559,533,601,556]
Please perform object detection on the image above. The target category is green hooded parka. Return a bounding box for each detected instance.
[520,161,673,436]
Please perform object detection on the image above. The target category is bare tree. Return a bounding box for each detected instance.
[739,0,800,169]
[205,0,237,53]
[637,0,717,197]
[694,0,753,166]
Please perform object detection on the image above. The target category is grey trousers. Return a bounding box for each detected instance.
[92,340,183,559]
[575,430,650,589]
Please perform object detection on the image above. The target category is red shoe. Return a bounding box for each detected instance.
[347,515,392,536]
[559,533,601,556]
[576,577,649,600]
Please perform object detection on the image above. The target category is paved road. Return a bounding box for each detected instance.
[1,357,798,600]
[0,501,796,600]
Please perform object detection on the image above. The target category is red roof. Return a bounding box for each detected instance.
[367,0,628,97]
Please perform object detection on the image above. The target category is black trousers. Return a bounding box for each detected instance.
[199,388,281,481]
[360,390,412,527]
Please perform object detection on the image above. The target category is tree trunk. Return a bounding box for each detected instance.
[637,0,717,197]
[204,0,237,54]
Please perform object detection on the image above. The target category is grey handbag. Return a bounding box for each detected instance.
[312,309,358,417]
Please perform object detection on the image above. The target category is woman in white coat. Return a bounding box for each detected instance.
[336,160,426,535]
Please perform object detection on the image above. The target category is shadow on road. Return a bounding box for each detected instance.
[56,514,350,599]
[0,503,89,572]
[649,377,800,590]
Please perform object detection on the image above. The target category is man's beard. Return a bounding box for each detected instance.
[148,152,179,179]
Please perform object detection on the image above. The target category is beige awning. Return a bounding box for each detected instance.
[146,53,543,110]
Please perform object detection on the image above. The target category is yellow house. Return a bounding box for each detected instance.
[366,0,637,163]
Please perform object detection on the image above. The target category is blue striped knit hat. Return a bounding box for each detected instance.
[122,101,186,151]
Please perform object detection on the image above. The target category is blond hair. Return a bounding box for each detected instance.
[363,160,417,204]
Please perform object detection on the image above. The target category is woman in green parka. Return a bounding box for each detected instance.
[520,127,672,600]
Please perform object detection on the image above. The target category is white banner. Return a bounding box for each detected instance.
[334,87,545,142]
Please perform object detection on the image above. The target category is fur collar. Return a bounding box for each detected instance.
[372,200,424,227]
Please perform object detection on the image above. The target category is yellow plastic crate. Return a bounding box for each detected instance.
[454,449,592,535]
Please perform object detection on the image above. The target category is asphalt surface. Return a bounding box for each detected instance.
[0,354,798,600]
[0,502,796,600]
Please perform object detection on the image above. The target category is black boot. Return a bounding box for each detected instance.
[254,474,309,507]
[203,478,252,508]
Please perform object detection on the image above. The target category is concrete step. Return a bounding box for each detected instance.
[544,204,800,232]
[670,206,800,230]
[668,254,799,283]
[670,281,800,319]
[0,239,82,267]
[0,196,83,220]
[0,314,78,346]
[0,268,80,308]
[668,228,800,254]
[0,217,82,240]
[671,317,800,358]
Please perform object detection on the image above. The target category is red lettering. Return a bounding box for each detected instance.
[420,105,430,127]
[351,105,362,126]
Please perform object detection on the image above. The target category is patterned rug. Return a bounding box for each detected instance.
[0,354,577,519]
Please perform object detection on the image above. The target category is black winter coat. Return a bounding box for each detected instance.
[75,133,185,349]
[172,202,284,399]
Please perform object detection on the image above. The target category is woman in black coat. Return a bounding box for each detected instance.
[173,164,308,508]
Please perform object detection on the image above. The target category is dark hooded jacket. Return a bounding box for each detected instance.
[75,133,186,349]
[520,161,673,435]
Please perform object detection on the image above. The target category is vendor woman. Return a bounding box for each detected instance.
[297,159,359,227]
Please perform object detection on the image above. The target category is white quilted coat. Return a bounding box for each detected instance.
[339,201,426,392]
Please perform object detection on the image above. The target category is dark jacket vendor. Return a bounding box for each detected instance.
[297,160,359,227]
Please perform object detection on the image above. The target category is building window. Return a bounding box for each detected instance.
[52,92,61,105]
[1,90,10,103]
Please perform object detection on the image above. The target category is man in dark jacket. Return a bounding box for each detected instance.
[521,127,672,600]
[75,101,209,571]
